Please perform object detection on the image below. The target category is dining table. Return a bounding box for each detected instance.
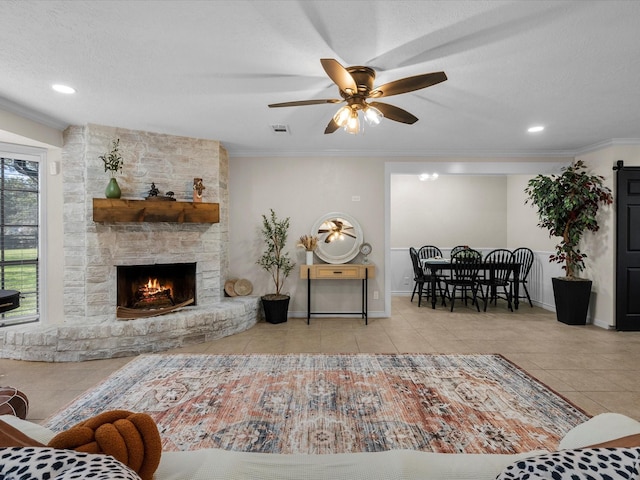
[421,258,521,310]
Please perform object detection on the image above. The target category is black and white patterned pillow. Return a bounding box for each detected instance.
[0,447,141,480]
[497,447,640,480]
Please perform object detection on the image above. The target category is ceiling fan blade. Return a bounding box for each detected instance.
[269,99,342,108]
[369,102,418,124]
[321,58,358,95]
[324,118,340,134]
[370,71,447,98]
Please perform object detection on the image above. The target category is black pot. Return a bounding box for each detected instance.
[261,295,290,324]
[552,277,592,325]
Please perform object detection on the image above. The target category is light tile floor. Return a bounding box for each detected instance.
[5,296,640,424]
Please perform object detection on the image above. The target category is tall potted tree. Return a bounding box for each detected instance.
[525,160,613,325]
[257,209,295,323]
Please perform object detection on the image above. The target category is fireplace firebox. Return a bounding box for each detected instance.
[117,263,196,318]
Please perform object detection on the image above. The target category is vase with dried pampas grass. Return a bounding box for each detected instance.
[297,234,318,265]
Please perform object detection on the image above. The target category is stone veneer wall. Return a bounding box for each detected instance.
[64,124,226,321]
[0,124,258,361]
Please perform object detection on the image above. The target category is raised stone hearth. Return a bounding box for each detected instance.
[0,124,259,362]
[1,297,259,362]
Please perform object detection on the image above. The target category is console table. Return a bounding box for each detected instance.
[300,264,375,325]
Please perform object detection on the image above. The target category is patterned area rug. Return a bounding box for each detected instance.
[45,354,589,454]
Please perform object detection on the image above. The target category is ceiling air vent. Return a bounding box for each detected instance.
[270,124,290,134]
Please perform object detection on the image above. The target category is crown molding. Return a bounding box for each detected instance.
[0,97,68,131]
[228,147,578,158]
[574,138,640,155]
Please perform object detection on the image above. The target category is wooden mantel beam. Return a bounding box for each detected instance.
[92,198,219,224]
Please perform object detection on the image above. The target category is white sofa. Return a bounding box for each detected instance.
[4,413,640,480]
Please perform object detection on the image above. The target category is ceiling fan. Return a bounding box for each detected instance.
[268,58,447,134]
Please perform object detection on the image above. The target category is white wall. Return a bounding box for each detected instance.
[502,145,640,328]
[230,156,570,318]
[390,175,508,249]
[229,156,385,317]
[42,148,64,324]
[389,172,565,310]
[579,145,640,328]
[506,175,558,252]
[0,109,62,148]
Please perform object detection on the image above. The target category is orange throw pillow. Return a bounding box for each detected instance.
[48,410,161,480]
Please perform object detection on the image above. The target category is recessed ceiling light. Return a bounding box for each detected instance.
[52,84,76,94]
[528,125,544,133]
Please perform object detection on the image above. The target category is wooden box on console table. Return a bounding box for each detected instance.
[92,198,219,224]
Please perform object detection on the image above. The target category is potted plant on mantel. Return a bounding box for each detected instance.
[257,209,295,324]
[100,138,124,199]
[525,160,613,325]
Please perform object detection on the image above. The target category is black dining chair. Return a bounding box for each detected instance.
[418,245,445,303]
[418,245,443,260]
[476,249,514,311]
[512,247,534,307]
[409,247,428,307]
[450,245,467,257]
[442,249,482,312]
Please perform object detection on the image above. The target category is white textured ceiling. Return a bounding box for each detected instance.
[1,0,639,157]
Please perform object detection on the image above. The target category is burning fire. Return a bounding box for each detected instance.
[139,277,172,298]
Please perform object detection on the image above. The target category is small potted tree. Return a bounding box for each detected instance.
[257,209,295,323]
[525,160,613,324]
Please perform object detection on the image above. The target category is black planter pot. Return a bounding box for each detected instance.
[552,277,592,325]
[261,295,290,324]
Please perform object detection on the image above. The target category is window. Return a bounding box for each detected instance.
[0,145,43,327]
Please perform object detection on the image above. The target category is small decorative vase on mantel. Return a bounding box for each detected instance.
[105,177,121,199]
[99,138,124,199]
[306,250,314,265]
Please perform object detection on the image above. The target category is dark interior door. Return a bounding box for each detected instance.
[615,161,640,330]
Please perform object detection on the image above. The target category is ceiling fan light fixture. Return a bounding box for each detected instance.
[364,105,383,126]
[333,106,352,127]
[268,58,447,135]
[328,232,345,242]
[344,111,360,134]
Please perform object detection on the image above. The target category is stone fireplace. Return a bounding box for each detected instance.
[117,262,197,313]
[65,124,225,322]
[0,124,259,362]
